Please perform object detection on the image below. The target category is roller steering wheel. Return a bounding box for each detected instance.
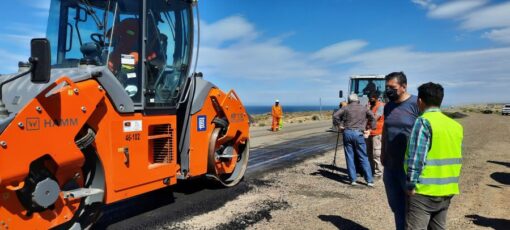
[90,33,106,46]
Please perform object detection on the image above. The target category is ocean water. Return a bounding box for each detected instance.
[245,105,338,115]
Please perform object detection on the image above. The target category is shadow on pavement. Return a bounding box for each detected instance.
[318,215,369,230]
[95,178,250,229]
[490,172,510,185]
[465,214,510,230]
[487,184,503,189]
[310,164,351,185]
[487,160,510,168]
[95,186,176,229]
[318,163,349,174]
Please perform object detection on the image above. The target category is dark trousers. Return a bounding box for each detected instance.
[383,168,407,230]
[406,194,453,230]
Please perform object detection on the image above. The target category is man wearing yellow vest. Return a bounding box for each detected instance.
[404,82,463,230]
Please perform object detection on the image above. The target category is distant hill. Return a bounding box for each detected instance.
[446,103,506,115]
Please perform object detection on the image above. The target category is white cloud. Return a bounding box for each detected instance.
[345,46,510,86]
[198,15,510,105]
[342,46,510,104]
[428,0,487,19]
[199,16,331,81]
[460,2,510,30]
[198,16,341,105]
[412,0,437,10]
[483,27,510,44]
[200,16,258,46]
[200,43,330,81]
[311,40,368,61]
[2,13,507,106]
[0,49,29,74]
[0,23,47,50]
[414,1,510,48]
[0,33,46,48]
[415,0,510,31]
[0,23,45,74]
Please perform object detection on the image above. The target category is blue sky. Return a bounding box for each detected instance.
[1,0,510,106]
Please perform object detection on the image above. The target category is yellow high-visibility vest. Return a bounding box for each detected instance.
[405,111,463,196]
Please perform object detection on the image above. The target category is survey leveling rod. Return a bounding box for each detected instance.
[331,129,341,172]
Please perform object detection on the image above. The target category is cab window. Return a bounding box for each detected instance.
[106,2,142,103]
[145,0,193,108]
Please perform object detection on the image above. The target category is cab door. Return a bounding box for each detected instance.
[143,0,192,110]
[109,0,193,194]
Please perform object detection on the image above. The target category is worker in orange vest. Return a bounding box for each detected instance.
[272,99,283,132]
[367,91,385,177]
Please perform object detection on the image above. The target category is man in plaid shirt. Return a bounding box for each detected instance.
[405,82,463,230]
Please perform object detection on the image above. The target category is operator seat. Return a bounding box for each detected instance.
[107,18,140,74]
[106,18,141,97]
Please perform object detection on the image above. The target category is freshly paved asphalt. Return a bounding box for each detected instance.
[95,122,341,229]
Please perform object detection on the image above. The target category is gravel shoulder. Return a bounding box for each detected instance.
[167,113,510,230]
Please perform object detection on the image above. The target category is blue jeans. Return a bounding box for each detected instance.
[343,129,373,183]
[383,168,407,230]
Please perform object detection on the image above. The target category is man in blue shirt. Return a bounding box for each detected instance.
[381,72,420,230]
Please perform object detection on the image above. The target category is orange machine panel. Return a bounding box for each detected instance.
[0,77,103,184]
[88,100,179,203]
[109,116,178,192]
[0,77,105,229]
[187,92,218,177]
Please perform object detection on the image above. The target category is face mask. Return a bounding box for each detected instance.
[385,88,399,101]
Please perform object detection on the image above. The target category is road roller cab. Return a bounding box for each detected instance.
[0,0,250,229]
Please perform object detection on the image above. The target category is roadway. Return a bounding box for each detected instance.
[95,120,340,229]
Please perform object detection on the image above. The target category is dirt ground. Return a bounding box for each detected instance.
[168,112,510,230]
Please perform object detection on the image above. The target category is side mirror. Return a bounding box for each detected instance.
[30,38,51,84]
[339,90,343,98]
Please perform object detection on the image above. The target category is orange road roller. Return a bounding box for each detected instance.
[0,0,250,229]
